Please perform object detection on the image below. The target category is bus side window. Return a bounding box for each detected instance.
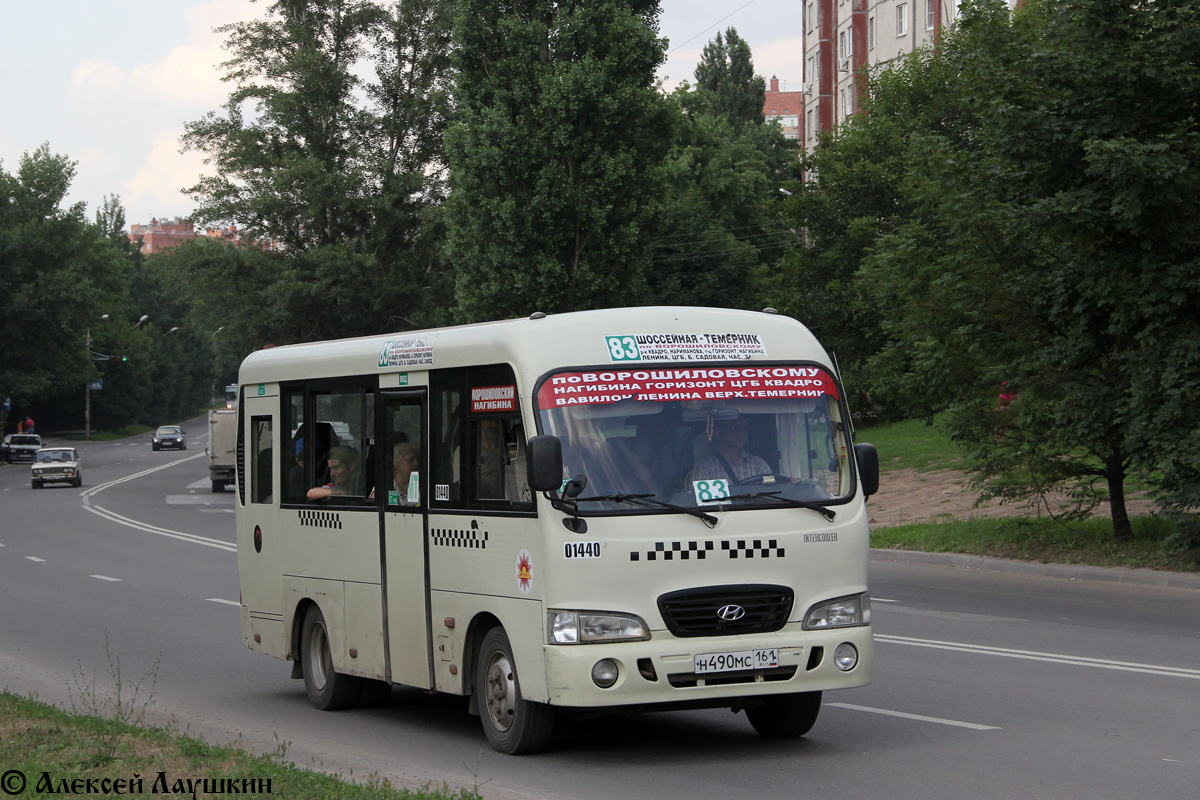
[251,415,273,504]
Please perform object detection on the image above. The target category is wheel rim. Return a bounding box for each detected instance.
[483,650,517,732]
[308,619,331,692]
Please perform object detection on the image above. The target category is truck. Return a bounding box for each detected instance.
[207,408,237,493]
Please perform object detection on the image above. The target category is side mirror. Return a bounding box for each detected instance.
[526,435,564,492]
[854,442,879,500]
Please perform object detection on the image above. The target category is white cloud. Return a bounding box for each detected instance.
[69,58,127,104]
[125,128,213,220]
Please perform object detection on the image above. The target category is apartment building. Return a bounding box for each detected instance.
[764,76,805,140]
[802,0,959,148]
[128,218,249,254]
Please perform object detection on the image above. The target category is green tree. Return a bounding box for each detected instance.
[181,0,456,342]
[692,28,765,126]
[0,146,128,429]
[835,0,1200,541]
[644,81,798,310]
[445,0,674,320]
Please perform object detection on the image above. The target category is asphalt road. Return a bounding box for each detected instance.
[1,417,1197,799]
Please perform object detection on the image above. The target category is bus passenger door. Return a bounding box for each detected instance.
[238,390,282,616]
[380,390,432,688]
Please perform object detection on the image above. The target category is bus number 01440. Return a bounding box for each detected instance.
[564,542,601,559]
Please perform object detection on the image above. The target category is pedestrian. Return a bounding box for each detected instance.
[17,418,24,434]
[24,416,35,434]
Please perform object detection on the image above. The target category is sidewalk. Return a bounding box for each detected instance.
[871,547,1200,590]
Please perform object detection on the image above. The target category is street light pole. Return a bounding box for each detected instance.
[85,315,110,439]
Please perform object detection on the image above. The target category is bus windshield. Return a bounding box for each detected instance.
[536,365,853,511]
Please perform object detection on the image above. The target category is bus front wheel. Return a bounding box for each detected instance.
[475,627,554,755]
[745,691,822,738]
[300,605,362,711]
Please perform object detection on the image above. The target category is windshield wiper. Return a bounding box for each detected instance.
[720,491,837,522]
[577,493,718,528]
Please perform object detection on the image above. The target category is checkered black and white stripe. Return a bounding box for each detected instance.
[298,510,342,530]
[630,539,784,561]
[431,528,489,549]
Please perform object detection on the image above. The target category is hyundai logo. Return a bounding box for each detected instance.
[716,604,746,622]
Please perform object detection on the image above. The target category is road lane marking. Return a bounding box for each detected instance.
[207,598,240,606]
[25,556,45,562]
[91,575,122,582]
[876,634,1200,680]
[828,702,1000,730]
[80,454,236,553]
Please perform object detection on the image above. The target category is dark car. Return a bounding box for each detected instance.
[31,447,82,488]
[152,426,187,451]
[1,434,42,463]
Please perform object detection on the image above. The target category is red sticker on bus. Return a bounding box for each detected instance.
[471,385,516,412]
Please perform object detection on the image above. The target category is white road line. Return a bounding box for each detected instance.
[876,634,1200,680]
[25,556,45,562]
[872,598,898,603]
[79,453,236,553]
[207,598,240,606]
[91,575,122,582]
[828,702,1000,730]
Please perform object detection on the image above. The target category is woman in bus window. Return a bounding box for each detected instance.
[307,445,361,500]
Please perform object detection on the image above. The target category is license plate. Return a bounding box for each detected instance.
[694,648,779,674]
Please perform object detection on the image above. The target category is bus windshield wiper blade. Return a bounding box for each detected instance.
[578,493,718,527]
[721,491,837,522]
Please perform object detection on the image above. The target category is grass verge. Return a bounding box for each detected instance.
[857,415,960,472]
[861,416,1198,572]
[870,514,1197,572]
[0,690,479,800]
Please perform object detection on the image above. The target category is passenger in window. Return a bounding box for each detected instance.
[477,419,506,498]
[307,445,361,500]
[288,437,330,499]
[371,442,420,505]
[688,417,772,485]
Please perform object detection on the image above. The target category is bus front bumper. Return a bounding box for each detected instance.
[541,625,873,708]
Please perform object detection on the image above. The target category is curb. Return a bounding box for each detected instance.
[870,548,1200,590]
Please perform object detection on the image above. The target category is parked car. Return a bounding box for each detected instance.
[1,433,42,463]
[31,447,82,488]
[152,425,187,451]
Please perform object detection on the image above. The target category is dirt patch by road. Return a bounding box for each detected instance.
[867,468,1156,528]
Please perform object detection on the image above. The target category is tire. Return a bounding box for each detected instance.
[299,605,363,710]
[475,627,555,755]
[152,444,159,451]
[212,480,225,493]
[73,478,82,488]
[745,691,822,738]
[31,480,41,489]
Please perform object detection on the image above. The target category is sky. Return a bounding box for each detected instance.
[0,0,803,229]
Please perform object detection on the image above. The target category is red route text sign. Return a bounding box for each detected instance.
[537,367,839,407]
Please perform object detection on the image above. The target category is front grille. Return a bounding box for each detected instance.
[657,584,794,637]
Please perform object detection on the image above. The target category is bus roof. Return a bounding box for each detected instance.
[237,307,831,389]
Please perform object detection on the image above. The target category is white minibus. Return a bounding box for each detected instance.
[235,307,879,754]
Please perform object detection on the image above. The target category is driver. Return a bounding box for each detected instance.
[688,417,772,485]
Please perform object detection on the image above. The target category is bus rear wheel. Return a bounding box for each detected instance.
[300,605,362,710]
[476,627,554,755]
[745,691,822,738]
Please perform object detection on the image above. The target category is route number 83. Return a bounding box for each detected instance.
[693,479,730,504]
[606,336,640,361]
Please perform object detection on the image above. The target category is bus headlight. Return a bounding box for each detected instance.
[802,593,871,630]
[548,611,650,644]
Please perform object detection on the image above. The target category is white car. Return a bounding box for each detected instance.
[31,447,82,489]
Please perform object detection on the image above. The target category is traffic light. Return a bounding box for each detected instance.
[107,355,129,362]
